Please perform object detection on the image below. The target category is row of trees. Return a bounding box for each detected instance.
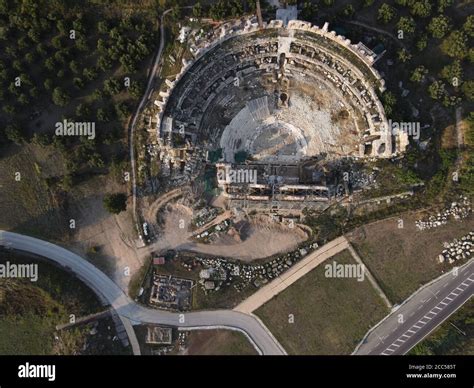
[0,1,157,191]
[367,1,473,108]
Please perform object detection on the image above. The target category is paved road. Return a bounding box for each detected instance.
[355,259,474,355]
[0,231,286,355]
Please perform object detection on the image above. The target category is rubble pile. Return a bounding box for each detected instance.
[437,232,474,264]
[195,220,230,242]
[193,207,220,227]
[350,169,377,190]
[194,242,319,292]
[415,197,471,231]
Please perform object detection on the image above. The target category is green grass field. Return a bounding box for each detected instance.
[181,330,258,355]
[0,251,110,355]
[255,250,389,355]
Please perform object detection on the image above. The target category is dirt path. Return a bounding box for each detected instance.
[144,204,307,261]
[234,236,349,314]
[145,189,185,225]
[345,20,407,50]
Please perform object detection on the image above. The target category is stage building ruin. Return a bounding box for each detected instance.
[154,15,408,210]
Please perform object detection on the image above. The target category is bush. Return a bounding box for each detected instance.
[103,193,127,214]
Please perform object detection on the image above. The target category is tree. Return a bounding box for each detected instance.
[25,52,34,63]
[409,0,431,18]
[97,55,112,71]
[416,34,428,51]
[428,80,446,100]
[192,2,202,18]
[469,48,474,64]
[92,88,103,101]
[427,15,451,39]
[83,66,98,81]
[382,91,397,116]
[36,42,47,57]
[115,101,130,120]
[397,16,416,35]
[97,20,109,34]
[129,81,144,99]
[378,4,396,24]
[397,48,412,63]
[3,104,15,115]
[97,107,110,122]
[103,193,127,214]
[51,35,63,49]
[44,78,53,90]
[462,81,474,101]
[73,77,84,89]
[5,124,25,144]
[440,61,462,85]
[76,37,89,52]
[104,78,121,95]
[32,132,52,146]
[410,66,428,83]
[342,4,355,18]
[463,15,474,38]
[52,87,70,107]
[18,93,29,105]
[441,30,468,59]
[301,2,318,21]
[437,0,453,13]
[75,102,92,118]
[171,5,181,20]
[61,174,74,191]
[87,152,105,168]
[45,57,55,71]
[442,94,461,108]
[119,54,137,73]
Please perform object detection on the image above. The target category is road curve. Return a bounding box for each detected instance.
[0,231,286,355]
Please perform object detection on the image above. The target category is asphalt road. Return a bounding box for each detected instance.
[355,259,474,355]
[0,231,286,355]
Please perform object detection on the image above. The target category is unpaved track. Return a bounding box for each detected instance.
[234,236,349,313]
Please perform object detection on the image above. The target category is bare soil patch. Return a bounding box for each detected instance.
[348,212,474,304]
